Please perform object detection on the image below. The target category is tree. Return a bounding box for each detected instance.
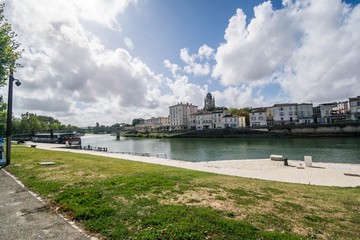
[0,3,23,86]
[132,118,143,126]
[0,3,22,136]
[0,96,6,135]
[228,107,251,126]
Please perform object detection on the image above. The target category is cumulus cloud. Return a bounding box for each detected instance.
[179,44,214,76]
[4,0,360,127]
[164,59,180,76]
[166,75,208,106]
[213,0,360,103]
[72,0,135,30]
[5,0,167,125]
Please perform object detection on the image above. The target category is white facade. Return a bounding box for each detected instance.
[272,104,299,125]
[212,110,228,129]
[349,96,360,121]
[250,108,268,127]
[191,112,213,130]
[298,103,314,124]
[169,103,198,130]
[190,109,245,130]
[223,115,246,128]
[135,117,170,132]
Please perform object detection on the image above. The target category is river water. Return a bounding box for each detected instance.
[81,134,360,164]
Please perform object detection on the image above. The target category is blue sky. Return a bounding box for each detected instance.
[2,0,360,126]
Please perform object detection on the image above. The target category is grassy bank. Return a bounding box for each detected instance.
[7,146,360,239]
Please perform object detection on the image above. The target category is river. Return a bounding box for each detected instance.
[81,134,360,164]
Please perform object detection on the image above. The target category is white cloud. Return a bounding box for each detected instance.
[164,59,180,76]
[4,0,360,127]
[166,75,208,106]
[212,86,266,109]
[72,0,136,30]
[198,44,214,59]
[213,0,360,103]
[5,0,168,126]
[179,44,214,76]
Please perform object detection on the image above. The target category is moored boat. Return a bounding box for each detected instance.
[32,132,81,145]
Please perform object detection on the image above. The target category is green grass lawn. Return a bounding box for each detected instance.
[7,146,360,239]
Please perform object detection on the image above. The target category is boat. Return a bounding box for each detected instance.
[32,132,82,145]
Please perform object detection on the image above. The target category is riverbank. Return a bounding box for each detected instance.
[32,142,360,187]
[6,144,360,239]
[171,123,360,138]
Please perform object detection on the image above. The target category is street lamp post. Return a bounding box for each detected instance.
[5,68,21,167]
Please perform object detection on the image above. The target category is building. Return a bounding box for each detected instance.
[135,117,170,132]
[313,106,321,123]
[249,108,268,127]
[272,103,299,125]
[204,93,215,111]
[318,101,350,123]
[223,115,246,128]
[169,102,198,130]
[212,109,228,129]
[298,103,314,124]
[189,109,245,130]
[318,103,336,123]
[190,111,213,130]
[349,96,360,121]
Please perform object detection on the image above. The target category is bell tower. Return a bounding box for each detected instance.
[204,93,215,111]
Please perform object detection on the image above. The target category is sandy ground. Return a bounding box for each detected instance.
[27,142,360,187]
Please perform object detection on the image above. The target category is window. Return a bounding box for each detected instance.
[280,112,284,116]
[357,102,360,106]
[289,111,293,116]
[259,116,264,121]
[280,107,283,111]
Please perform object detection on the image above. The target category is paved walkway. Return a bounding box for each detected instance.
[0,169,93,240]
[34,143,360,187]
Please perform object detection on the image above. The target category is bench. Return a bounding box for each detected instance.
[270,155,283,161]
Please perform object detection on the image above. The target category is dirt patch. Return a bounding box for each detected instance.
[160,187,244,216]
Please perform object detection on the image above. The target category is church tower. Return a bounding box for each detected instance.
[204,93,215,111]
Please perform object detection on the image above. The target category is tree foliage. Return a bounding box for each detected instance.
[0,3,23,86]
[0,112,82,136]
[228,107,251,126]
[132,118,143,126]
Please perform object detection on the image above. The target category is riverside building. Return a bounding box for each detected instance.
[169,102,198,130]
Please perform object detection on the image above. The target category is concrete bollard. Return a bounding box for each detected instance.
[304,156,312,167]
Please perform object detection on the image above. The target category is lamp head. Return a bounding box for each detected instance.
[14,80,21,86]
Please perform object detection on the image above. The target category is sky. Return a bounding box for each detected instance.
[1,0,360,127]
